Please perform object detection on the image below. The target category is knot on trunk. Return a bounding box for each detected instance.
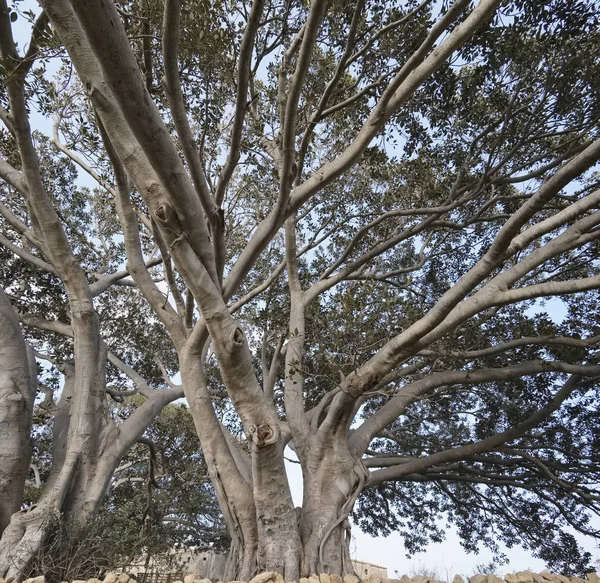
[154,202,184,248]
[232,325,245,346]
[212,207,225,231]
[249,423,277,448]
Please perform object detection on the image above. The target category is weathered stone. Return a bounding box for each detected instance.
[309,575,320,583]
[587,575,600,583]
[470,575,486,583]
[344,575,360,583]
[274,574,284,583]
[103,573,119,583]
[73,580,87,583]
[366,575,381,583]
[196,579,212,583]
[554,576,571,583]
[505,573,533,583]
[529,573,547,583]
[24,578,45,583]
[539,572,554,581]
[571,577,586,583]
[300,578,311,583]
[487,575,505,583]
[117,575,130,583]
[400,575,412,583]
[251,573,276,583]
[412,577,430,583]
[87,578,102,583]
[320,574,332,583]
[184,576,196,583]
[453,576,465,583]
[331,574,343,583]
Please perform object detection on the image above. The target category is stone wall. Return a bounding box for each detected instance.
[352,561,388,581]
[9,569,600,583]
[127,551,387,582]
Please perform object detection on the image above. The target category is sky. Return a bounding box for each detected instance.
[282,449,599,580]
[5,1,600,579]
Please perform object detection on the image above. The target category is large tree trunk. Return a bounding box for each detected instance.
[299,441,367,577]
[208,445,365,580]
[180,349,260,582]
[0,288,35,536]
[0,322,111,580]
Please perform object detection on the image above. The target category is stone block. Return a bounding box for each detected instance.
[330,574,343,583]
[587,575,600,583]
[470,575,486,583]
[251,573,276,583]
[453,576,465,583]
[320,574,331,583]
[24,578,45,583]
[103,574,119,583]
[366,576,381,583]
[505,574,533,583]
[412,577,430,583]
[185,575,196,583]
[117,575,130,583]
[344,575,360,583]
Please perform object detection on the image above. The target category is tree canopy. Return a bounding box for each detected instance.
[1,0,600,579]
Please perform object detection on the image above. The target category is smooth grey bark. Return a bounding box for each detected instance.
[179,349,259,581]
[299,440,367,576]
[0,288,35,536]
[0,334,184,579]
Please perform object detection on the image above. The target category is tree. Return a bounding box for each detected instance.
[25,401,228,579]
[0,47,184,574]
[1,0,600,580]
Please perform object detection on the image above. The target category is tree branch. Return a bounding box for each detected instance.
[367,374,595,485]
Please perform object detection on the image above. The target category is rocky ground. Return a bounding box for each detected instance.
[5,569,600,583]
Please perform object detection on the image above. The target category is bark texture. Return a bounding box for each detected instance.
[0,288,35,536]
